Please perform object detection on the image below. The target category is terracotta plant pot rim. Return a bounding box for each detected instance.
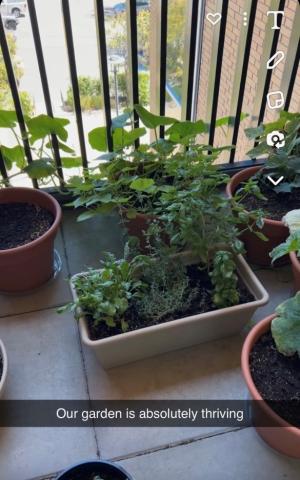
[241,314,300,435]
[226,166,285,228]
[289,251,300,270]
[0,338,8,395]
[0,187,62,257]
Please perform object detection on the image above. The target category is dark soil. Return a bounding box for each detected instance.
[239,182,300,221]
[0,203,54,250]
[250,331,300,427]
[87,264,254,341]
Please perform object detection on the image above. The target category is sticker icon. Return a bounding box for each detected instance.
[266,130,285,148]
[267,91,284,110]
[267,51,285,70]
[206,13,222,26]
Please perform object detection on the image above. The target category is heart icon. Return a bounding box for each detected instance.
[206,13,222,26]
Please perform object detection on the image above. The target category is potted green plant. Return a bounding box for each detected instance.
[270,209,300,291]
[0,338,8,398]
[227,111,300,266]
[0,110,78,292]
[57,460,133,480]
[68,106,241,244]
[63,206,269,368]
[241,293,300,458]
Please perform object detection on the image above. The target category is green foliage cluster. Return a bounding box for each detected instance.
[134,224,198,322]
[67,105,265,311]
[246,111,300,194]
[0,111,80,186]
[272,293,300,357]
[64,252,146,333]
[210,251,239,308]
[65,72,149,112]
[270,210,300,263]
[63,225,198,331]
[65,76,103,112]
[69,105,245,221]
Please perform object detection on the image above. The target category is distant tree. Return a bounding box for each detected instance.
[0,33,34,115]
[106,1,185,90]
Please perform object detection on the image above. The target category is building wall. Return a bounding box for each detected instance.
[196,0,299,163]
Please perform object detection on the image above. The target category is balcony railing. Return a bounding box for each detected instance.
[0,0,299,188]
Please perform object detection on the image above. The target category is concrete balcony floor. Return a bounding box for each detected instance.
[0,210,299,480]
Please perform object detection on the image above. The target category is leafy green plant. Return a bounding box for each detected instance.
[0,110,80,185]
[68,106,241,221]
[210,251,239,308]
[65,76,103,112]
[245,111,300,194]
[156,166,265,308]
[270,209,300,263]
[272,293,300,357]
[61,251,146,333]
[134,223,198,322]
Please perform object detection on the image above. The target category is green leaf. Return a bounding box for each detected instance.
[247,141,269,158]
[23,159,56,179]
[46,140,75,154]
[126,208,137,219]
[130,178,154,191]
[244,125,264,140]
[0,145,26,170]
[61,157,82,168]
[77,211,98,222]
[270,231,300,263]
[215,114,248,128]
[88,127,108,152]
[0,110,18,129]
[112,111,132,130]
[113,127,146,150]
[27,115,70,143]
[254,231,269,242]
[166,120,207,139]
[134,104,177,129]
[272,293,300,356]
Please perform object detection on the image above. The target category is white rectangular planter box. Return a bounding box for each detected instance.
[71,255,269,369]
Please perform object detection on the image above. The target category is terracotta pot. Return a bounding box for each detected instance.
[0,338,8,399]
[0,187,62,293]
[72,254,269,368]
[120,208,167,251]
[241,314,300,459]
[120,208,153,241]
[226,166,289,266]
[289,251,300,291]
[57,460,133,480]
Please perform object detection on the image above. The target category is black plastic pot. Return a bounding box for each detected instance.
[57,460,133,480]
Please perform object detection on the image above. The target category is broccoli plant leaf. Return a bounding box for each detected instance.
[272,293,300,357]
